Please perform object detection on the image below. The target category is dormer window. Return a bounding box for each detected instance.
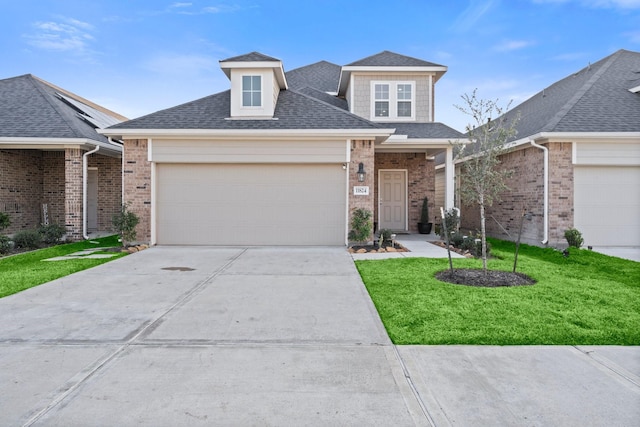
[371,81,415,121]
[242,75,262,107]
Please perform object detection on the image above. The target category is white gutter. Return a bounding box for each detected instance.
[82,145,100,240]
[530,140,549,244]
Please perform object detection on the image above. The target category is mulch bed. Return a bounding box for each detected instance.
[348,243,408,254]
[436,269,536,287]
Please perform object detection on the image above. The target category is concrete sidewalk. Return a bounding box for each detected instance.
[1,246,638,426]
[351,233,466,260]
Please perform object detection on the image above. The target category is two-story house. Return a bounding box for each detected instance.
[102,51,465,246]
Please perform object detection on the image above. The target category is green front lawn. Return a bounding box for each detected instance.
[0,235,127,298]
[356,239,640,345]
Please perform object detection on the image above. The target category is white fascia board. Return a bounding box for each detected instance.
[338,66,447,95]
[341,65,448,73]
[99,128,396,140]
[0,137,122,155]
[629,85,640,93]
[220,61,286,86]
[531,132,640,142]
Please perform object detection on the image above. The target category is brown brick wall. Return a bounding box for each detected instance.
[123,139,151,243]
[65,148,83,240]
[88,154,122,231]
[42,151,65,227]
[374,152,435,232]
[0,150,43,234]
[348,140,375,242]
[547,142,574,246]
[459,142,574,246]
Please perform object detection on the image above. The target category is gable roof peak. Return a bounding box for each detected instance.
[345,50,444,67]
[220,51,281,63]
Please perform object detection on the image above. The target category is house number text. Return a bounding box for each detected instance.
[353,186,369,195]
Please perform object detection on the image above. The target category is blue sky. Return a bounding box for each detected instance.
[1,0,639,131]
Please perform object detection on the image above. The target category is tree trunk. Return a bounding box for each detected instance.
[479,197,488,272]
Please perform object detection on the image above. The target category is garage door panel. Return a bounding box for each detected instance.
[156,164,346,245]
[574,166,640,246]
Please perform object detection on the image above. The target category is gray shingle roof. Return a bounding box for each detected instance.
[378,122,466,139]
[346,50,444,67]
[109,89,382,130]
[295,86,348,110]
[501,49,640,139]
[0,74,123,142]
[220,52,281,62]
[285,61,341,93]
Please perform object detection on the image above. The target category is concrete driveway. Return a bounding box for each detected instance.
[1,247,638,426]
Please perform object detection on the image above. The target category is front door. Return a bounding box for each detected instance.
[379,170,406,231]
[87,169,98,231]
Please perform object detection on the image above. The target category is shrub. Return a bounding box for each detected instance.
[0,235,11,254]
[564,228,584,248]
[379,229,393,246]
[13,229,42,249]
[112,203,140,243]
[450,232,464,248]
[460,234,490,258]
[419,197,429,224]
[39,223,66,244]
[348,208,372,243]
[440,208,460,241]
[0,212,10,231]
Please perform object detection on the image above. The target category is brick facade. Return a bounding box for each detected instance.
[459,142,574,247]
[64,148,83,240]
[0,149,122,240]
[374,152,435,232]
[88,154,122,232]
[122,139,152,243]
[0,150,44,233]
[348,139,375,242]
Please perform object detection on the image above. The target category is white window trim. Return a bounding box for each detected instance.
[241,75,263,108]
[370,81,415,122]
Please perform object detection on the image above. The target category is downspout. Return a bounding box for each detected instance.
[83,145,100,240]
[529,140,548,244]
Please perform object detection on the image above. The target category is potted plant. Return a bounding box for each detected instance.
[417,197,433,234]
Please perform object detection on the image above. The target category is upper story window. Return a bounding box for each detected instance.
[371,81,415,120]
[242,75,262,107]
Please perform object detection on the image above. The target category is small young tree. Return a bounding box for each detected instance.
[112,202,140,245]
[453,90,519,272]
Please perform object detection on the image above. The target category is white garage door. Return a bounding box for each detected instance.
[574,166,640,246]
[156,163,347,245]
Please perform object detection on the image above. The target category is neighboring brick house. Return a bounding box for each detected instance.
[450,49,640,248]
[102,51,465,245]
[0,74,125,240]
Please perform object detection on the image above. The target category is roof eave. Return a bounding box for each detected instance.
[338,65,447,96]
[219,60,288,89]
[99,128,396,140]
[0,137,123,156]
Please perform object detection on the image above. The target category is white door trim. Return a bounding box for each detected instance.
[377,169,408,231]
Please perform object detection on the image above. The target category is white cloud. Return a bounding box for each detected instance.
[165,2,241,15]
[551,52,588,61]
[626,30,640,43]
[24,16,96,58]
[141,53,218,76]
[493,40,535,52]
[532,0,640,9]
[451,0,498,31]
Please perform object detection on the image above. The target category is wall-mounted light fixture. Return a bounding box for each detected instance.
[357,162,366,182]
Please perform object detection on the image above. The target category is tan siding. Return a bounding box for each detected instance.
[575,141,640,166]
[435,168,445,213]
[151,140,348,163]
[351,73,432,122]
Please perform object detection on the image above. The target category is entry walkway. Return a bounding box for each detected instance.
[351,233,465,260]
